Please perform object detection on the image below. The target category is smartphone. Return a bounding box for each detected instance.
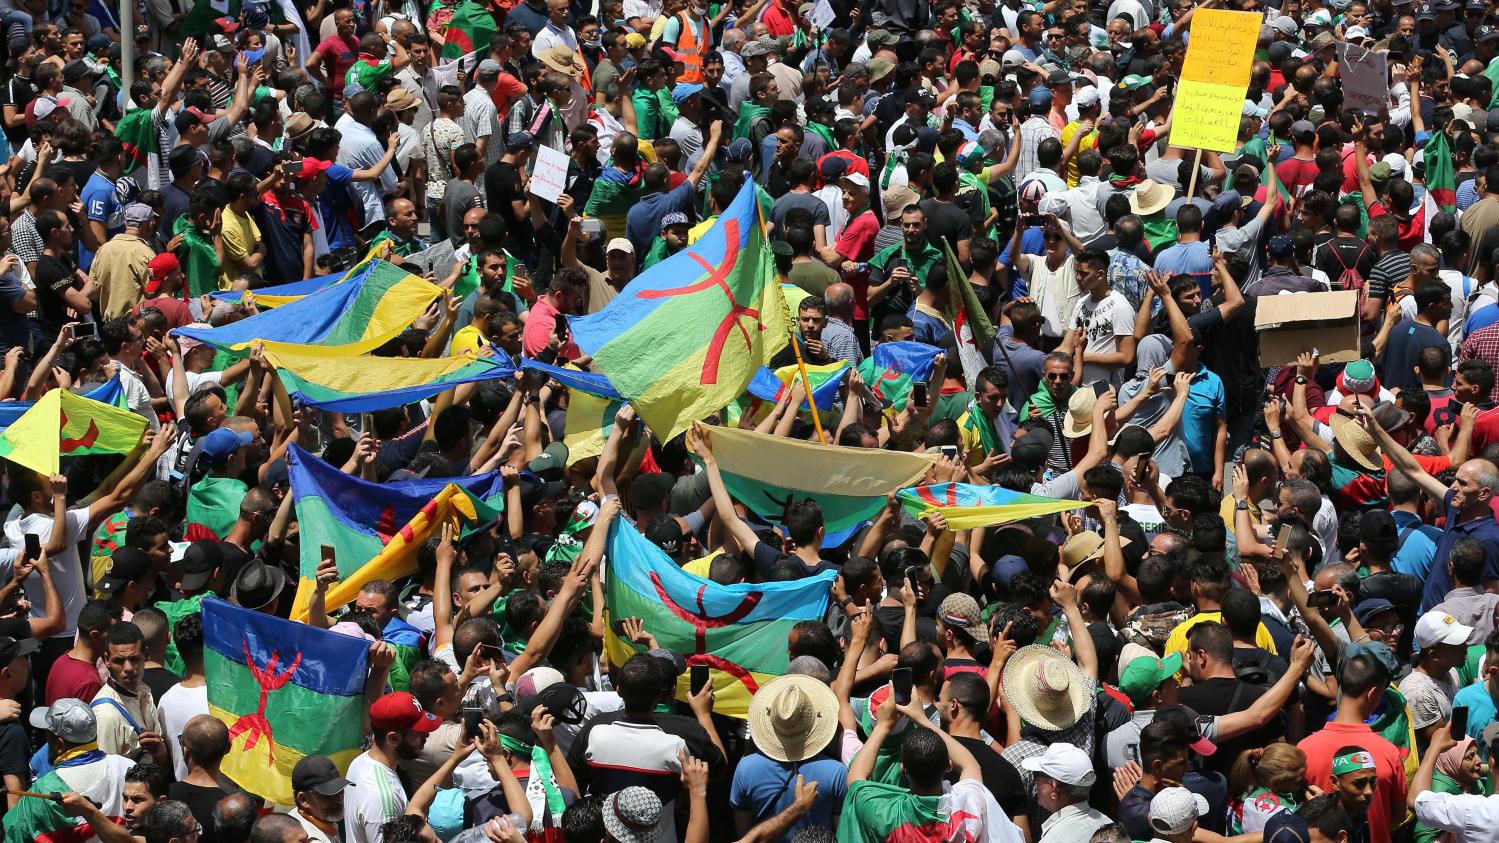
[939,444,960,461]
[1022,213,1046,227]
[1135,456,1150,483]
[1274,524,1293,554]
[554,314,569,338]
[22,534,39,563]
[581,218,604,237]
[282,158,304,175]
[912,382,929,408]
[1091,380,1111,397]
[690,664,710,695]
[462,706,483,742]
[478,643,506,662]
[1307,590,1339,611]
[74,322,98,339]
[1452,705,1470,737]
[891,668,913,706]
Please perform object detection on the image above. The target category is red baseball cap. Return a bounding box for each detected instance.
[145,253,179,294]
[294,158,333,180]
[369,691,441,734]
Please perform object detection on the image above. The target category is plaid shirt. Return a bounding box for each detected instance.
[822,316,863,365]
[1001,687,1099,832]
[1016,117,1060,185]
[11,211,40,266]
[1459,322,1499,403]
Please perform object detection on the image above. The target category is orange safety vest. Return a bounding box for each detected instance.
[673,11,711,83]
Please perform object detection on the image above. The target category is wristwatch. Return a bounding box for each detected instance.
[1236,500,1250,511]
[1295,376,1308,385]
[1269,431,1283,440]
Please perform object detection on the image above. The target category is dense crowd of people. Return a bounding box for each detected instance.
[9,0,1499,841]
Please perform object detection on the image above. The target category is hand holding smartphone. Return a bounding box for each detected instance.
[22,534,39,563]
[690,664,710,695]
[891,667,913,706]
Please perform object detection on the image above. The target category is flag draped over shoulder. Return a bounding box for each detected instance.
[898,483,1085,530]
[172,261,442,356]
[943,241,994,386]
[571,181,788,440]
[186,476,249,541]
[1424,131,1457,214]
[603,517,834,718]
[0,389,146,475]
[747,361,848,412]
[701,424,938,535]
[115,108,156,175]
[264,349,514,412]
[203,597,369,806]
[0,375,125,432]
[286,445,504,620]
[439,0,498,60]
[520,360,627,466]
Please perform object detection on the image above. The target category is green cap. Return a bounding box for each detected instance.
[1118,74,1153,91]
[1118,653,1182,706]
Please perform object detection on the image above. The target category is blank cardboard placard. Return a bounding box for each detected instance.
[1255,290,1361,367]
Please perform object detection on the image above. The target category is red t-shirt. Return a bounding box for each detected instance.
[835,210,880,320]
[1298,722,1407,843]
[1368,200,1426,252]
[490,72,528,117]
[315,34,360,102]
[1275,156,1319,194]
[522,295,580,359]
[759,0,796,36]
[133,295,194,329]
[45,653,103,706]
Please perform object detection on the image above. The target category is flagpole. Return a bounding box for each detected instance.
[758,195,825,442]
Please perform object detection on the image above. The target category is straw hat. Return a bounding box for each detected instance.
[1328,412,1382,471]
[538,45,584,76]
[1129,179,1175,215]
[1062,388,1095,438]
[1061,530,1132,581]
[747,674,839,763]
[1002,645,1092,731]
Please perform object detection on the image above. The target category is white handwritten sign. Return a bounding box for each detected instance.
[1337,43,1389,115]
[811,0,836,31]
[529,144,570,204]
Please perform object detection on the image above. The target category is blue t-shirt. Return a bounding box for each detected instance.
[316,163,358,253]
[730,753,847,837]
[1422,489,1499,611]
[79,171,122,272]
[1391,509,1441,581]
[1467,303,1499,336]
[999,226,1045,296]
[1153,240,1213,290]
[1182,366,1227,475]
[625,181,695,261]
[1454,680,1499,756]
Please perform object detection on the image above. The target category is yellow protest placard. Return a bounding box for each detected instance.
[1181,8,1261,87]
[1170,79,1248,153]
[1171,8,1262,152]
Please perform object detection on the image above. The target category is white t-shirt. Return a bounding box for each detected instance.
[162,368,224,403]
[1023,255,1081,339]
[111,366,159,430]
[2,507,89,637]
[344,751,407,843]
[1073,290,1135,387]
[158,682,209,780]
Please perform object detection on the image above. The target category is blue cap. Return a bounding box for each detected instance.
[1343,639,1400,676]
[1267,234,1294,258]
[990,555,1030,588]
[1352,598,1396,626]
[201,428,253,464]
[671,81,705,104]
[726,138,755,161]
[428,788,466,840]
[1027,86,1053,111]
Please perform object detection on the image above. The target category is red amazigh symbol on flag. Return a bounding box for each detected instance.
[228,636,302,764]
[647,571,764,692]
[871,367,901,400]
[915,485,960,508]
[634,220,764,385]
[376,504,398,544]
[57,409,100,452]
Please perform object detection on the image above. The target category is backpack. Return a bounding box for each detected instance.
[1331,241,1370,298]
[1121,603,1194,653]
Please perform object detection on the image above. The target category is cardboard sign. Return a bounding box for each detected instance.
[1255,290,1361,367]
[529,144,570,204]
[1338,43,1390,115]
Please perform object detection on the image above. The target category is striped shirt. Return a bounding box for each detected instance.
[344,751,406,843]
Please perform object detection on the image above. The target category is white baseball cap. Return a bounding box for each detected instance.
[1150,787,1210,836]
[1019,742,1096,786]
[1415,611,1474,650]
[606,238,634,254]
[840,171,870,190]
[1075,86,1101,108]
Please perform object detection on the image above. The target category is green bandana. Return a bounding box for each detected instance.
[1331,750,1377,776]
[498,734,566,830]
[963,400,1001,457]
[733,102,772,141]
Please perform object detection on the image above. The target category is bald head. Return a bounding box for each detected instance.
[825,283,854,314]
[182,714,230,766]
[249,813,308,843]
[1241,448,1278,486]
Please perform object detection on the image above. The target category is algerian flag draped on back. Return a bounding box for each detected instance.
[116,108,156,176]
[440,0,498,60]
[1424,130,1457,214]
[571,180,788,440]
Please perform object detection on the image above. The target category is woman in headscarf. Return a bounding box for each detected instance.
[1414,736,1490,843]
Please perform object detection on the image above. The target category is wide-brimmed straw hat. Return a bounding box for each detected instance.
[1002,645,1092,731]
[747,674,839,762]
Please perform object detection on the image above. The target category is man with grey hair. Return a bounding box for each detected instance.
[1363,404,1499,611]
[720,28,747,87]
[822,282,862,364]
[786,655,832,683]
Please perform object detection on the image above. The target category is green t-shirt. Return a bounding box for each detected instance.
[345,57,394,93]
[172,216,220,298]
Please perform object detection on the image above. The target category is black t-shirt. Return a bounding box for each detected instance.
[35,253,76,339]
[483,161,533,248]
[0,76,34,147]
[950,736,1026,818]
[0,721,27,820]
[873,604,938,651]
[919,198,973,253]
[1177,676,1273,775]
[168,781,233,840]
[1316,235,1376,288]
[144,666,182,703]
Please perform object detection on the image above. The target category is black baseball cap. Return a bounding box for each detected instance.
[0,636,38,665]
[292,755,351,796]
[96,548,152,594]
[179,541,223,591]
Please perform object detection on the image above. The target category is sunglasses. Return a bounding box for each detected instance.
[1045,372,1069,381]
